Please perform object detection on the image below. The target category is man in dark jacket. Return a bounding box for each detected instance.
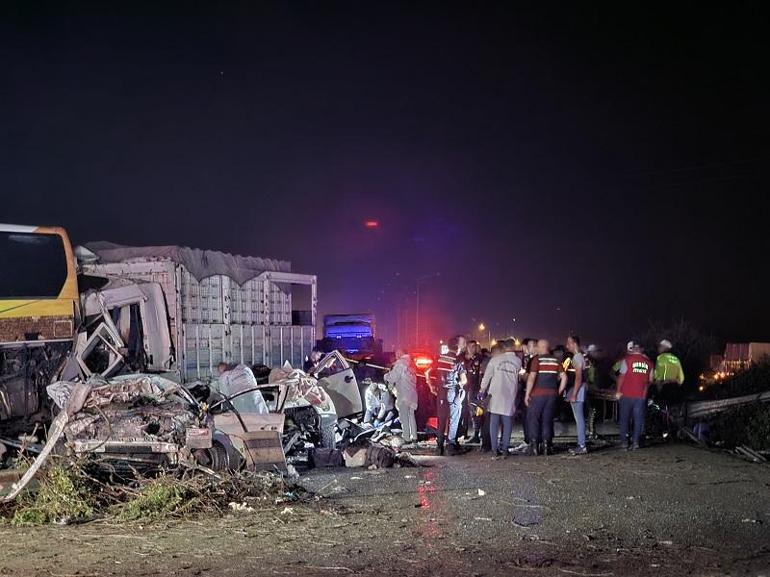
[524,339,567,455]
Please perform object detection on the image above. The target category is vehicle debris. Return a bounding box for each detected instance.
[734,445,767,463]
[3,372,287,502]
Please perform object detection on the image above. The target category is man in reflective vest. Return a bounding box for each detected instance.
[653,339,685,401]
[426,336,467,455]
[524,339,567,455]
[615,341,655,450]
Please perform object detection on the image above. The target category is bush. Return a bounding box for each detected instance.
[709,403,770,450]
[11,464,96,525]
[111,476,196,521]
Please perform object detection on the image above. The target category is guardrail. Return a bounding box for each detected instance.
[686,390,770,419]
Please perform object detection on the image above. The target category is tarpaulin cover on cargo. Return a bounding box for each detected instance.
[78,242,292,285]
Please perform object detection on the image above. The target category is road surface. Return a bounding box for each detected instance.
[1,443,768,576]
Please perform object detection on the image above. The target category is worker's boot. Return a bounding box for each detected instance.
[436,438,445,456]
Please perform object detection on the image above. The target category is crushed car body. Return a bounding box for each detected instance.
[2,352,364,502]
[47,374,208,471]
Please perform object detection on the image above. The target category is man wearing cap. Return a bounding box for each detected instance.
[654,340,685,401]
[524,339,567,455]
[615,342,654,450]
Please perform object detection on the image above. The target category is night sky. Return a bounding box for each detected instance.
[2,3,768,350]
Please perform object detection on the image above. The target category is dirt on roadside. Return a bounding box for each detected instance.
[1,443,768,577]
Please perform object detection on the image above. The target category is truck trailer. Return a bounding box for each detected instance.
[78,242,318,381]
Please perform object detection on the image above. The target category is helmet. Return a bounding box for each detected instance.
[659,339,673,350]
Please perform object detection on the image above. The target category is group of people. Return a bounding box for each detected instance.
[379,334,685,458]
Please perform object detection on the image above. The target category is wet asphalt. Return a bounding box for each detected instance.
[299,441,770,575]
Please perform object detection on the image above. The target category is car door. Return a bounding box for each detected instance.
[316,351,363,417]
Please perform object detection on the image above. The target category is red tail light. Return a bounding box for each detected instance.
[413,355,433,369]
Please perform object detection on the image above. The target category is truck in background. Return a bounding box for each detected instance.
[319,313,382,357]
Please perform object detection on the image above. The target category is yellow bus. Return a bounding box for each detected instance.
[0,224,79,433]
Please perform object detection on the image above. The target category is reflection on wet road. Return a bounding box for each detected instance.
[415,468,442,541]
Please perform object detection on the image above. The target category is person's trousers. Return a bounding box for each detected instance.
[489,412,513,454]
[396,400,417,442]
[464,383,482,437]
[527,395,557,445]
[570,401,586,448]
[517,393,530,444]
[619,397,646,445]
[480,411,492,450]
[437,387,464,445]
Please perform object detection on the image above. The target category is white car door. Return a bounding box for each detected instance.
[315,351,363,417]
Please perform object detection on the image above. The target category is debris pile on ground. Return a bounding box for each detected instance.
[1,457,313,526]
[310,438,426,470]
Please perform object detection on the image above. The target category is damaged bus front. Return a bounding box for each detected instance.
[0,225,79,440]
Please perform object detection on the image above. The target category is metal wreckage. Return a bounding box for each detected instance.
[2,351,382,501]
[2,230,408,502]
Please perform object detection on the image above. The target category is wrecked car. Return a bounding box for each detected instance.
[3,351,364,501]
[3,372,286,502]
[230,351,363,457]
[269,352,362,455]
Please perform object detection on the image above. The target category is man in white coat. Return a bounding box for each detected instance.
[384,350,419,443]
[478,339,522,458]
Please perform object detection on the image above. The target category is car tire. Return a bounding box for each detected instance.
[207,442,231,472]
[320,424,337,450]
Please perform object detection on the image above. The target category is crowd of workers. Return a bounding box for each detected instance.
[370,335,685,458]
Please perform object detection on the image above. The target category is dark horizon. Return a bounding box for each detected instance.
[2,2,769,351]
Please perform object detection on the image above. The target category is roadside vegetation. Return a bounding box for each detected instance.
[698,362,770,451]
[1,458,313,526]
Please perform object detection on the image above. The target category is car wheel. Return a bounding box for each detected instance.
[196,442,230,472]
[320,424,337,450]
